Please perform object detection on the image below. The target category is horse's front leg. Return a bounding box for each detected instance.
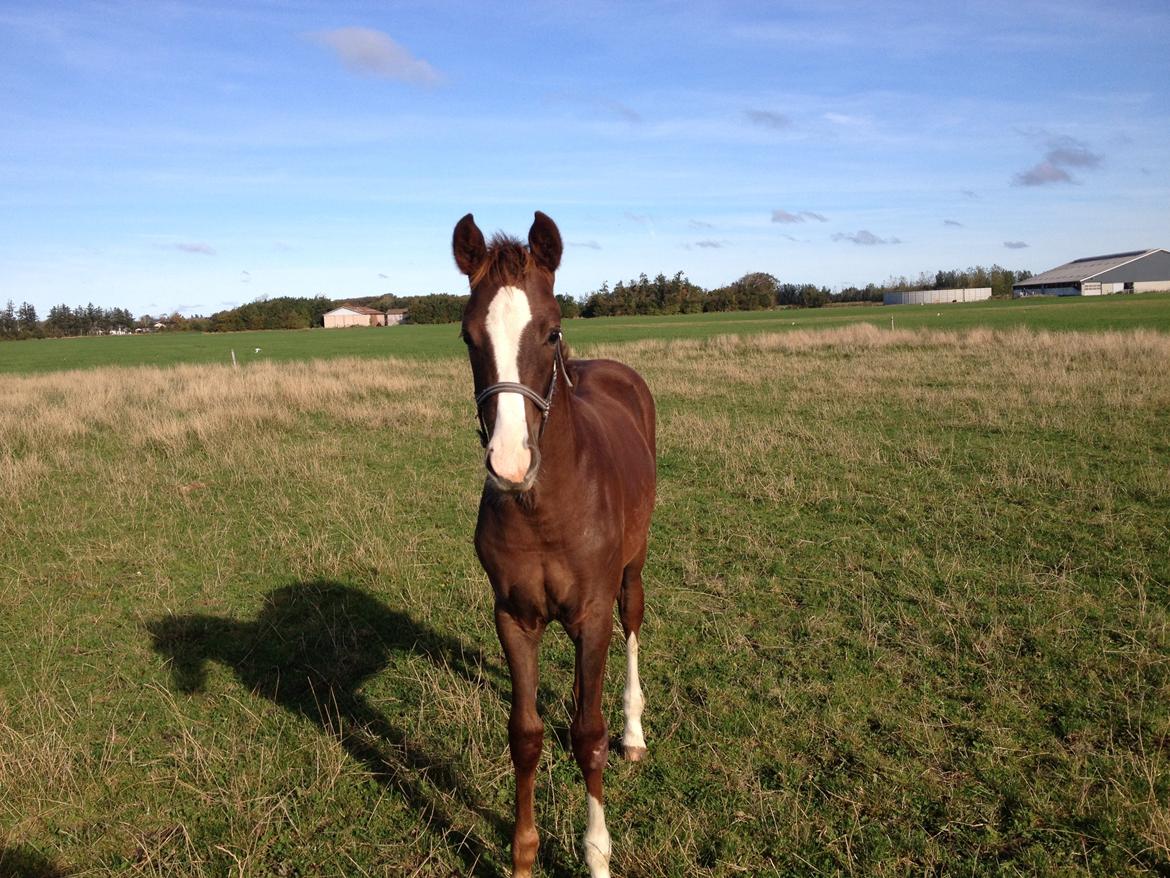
[496,608,545,877]
[570,614,614,878]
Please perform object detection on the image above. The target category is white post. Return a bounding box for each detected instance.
[231,349,237,368]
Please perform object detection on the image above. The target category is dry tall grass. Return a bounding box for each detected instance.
[1,325,1168,876]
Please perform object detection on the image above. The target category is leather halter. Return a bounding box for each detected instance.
[474,338,573,448]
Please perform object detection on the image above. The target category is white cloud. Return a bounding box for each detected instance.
[1014,161,1072,186]
[832,230,901,245]
[310,27,441,86]
[1013,134,1103,186]
[772,209,828,224]
[174,242,215,255]
[745,109,791,130]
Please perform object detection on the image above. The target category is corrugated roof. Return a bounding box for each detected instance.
[326,303,385,315]
[1015,249,1162,286]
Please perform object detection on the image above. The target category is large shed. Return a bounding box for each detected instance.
[1013,249,1170,297]
[323,304,389,328]
[884,287,991,305]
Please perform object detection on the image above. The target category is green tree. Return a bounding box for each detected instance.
[18,302,38,334]
[0,300,16,338]
[555,294,580,319]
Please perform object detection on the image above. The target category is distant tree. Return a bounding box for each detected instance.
[555,294,581,319]
[17,302,38,334]
[44,304,75,337]
[582,272,703,317]
[0,300,16,338]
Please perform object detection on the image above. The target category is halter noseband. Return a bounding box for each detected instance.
[474,339,573,448]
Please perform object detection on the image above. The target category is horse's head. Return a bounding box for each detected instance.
[453,211,565,493]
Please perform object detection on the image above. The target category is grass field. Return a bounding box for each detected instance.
[1,291,1169,376]
[2,320,1168,876]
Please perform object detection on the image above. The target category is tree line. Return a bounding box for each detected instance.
[579,264,1032,317]
[2,263,1036,341]
[1,301,141,339]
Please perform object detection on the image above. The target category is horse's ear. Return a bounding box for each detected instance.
[528,211,562,273]
[452,213,487,277]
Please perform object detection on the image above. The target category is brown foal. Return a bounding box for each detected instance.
[453,212,656,877]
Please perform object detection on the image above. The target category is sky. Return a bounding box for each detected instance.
[2,0,1169,317]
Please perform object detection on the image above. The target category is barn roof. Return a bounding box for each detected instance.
[326,303,384,316]
[1015,249,1165,286]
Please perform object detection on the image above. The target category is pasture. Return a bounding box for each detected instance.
[1,291,1169,376]
[1,322,1168,876]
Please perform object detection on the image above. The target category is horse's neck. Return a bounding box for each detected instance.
[531,391,583,498]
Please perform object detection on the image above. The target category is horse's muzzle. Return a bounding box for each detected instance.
[485,446,541,493]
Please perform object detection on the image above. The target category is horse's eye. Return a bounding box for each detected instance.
[548,329,562,345]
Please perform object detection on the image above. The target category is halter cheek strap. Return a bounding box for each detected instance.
[474,339,571,448]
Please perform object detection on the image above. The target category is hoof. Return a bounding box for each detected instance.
[622,744,648,762]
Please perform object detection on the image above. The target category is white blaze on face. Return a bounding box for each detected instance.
[484,285,533,483]
[583,794,611,878]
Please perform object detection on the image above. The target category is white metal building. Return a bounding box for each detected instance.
[883,287,992,305]
[1013,249,1170,297]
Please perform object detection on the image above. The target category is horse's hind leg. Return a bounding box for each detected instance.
[570,615,614,877]
[618,549,648,761]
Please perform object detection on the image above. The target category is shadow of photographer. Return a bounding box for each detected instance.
[148,579,578,878]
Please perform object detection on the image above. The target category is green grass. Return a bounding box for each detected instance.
[1,324,1168,876]
[2,291,1169,376]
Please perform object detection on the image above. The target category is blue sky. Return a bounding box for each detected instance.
[2,0,1168,316]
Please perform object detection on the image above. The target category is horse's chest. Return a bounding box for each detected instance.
[475,518,618,622]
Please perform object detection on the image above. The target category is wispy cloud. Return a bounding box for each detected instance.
[745,109,791,130]
[549,92,641,123]
[832,230,901,245]
[378,272,389,279]
[689,219,715,230]
[1015,161,1072,186]
[689,239,729,249]
[600,99,641,124]
[310,27,442,86]
[569,240,602,250]
[772,209,828,224]
[240,269,251,283]
[1013,134,1103,186]
[173,242,215,255]
[961,189,979,199]
[624,212,655,238]
[943,219,963,227]
[1046,137,1103,169]
[1004,240,1029,249]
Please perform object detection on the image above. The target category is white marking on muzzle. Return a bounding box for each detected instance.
[484,285,533,484]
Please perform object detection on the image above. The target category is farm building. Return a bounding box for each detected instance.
[1013,249,1170,297]
[323,304,398,328]
[884,287,991,305]
[385,308,407,326]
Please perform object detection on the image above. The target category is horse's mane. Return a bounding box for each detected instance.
[471,233,533,288]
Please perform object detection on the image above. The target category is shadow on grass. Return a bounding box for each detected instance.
[0,846,69,878]
[148,579,579,878]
